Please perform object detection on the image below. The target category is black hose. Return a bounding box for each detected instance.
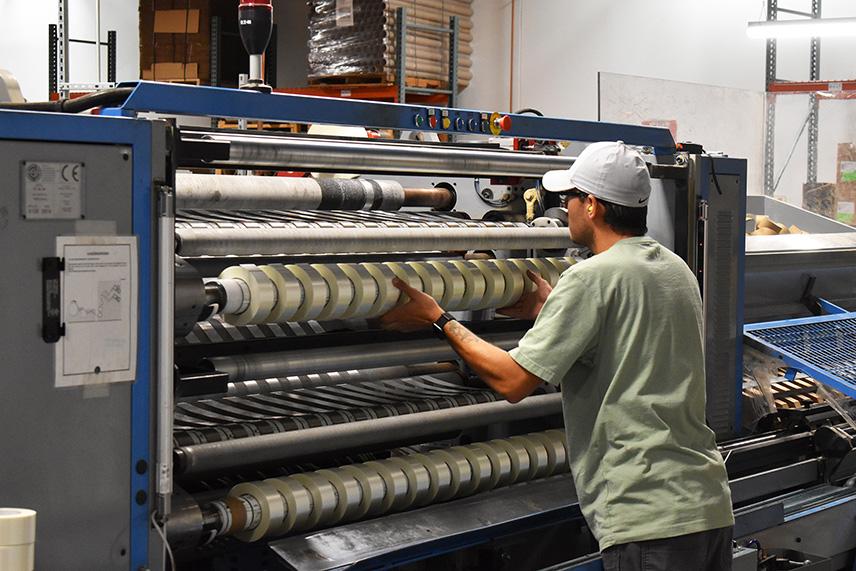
[0,87,134,113]
[514,107,544,117]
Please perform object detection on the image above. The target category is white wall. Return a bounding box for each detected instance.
[464,0,856,200]
[0,0,140,101]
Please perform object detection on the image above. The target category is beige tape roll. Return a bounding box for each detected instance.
[449,260,486,311]
[258,265,304,322]
[470,260,506,309]
[383,262,423,304]
[312,264,355,320]
[490,260,525,309]
[528,258,559,287]
[266,477,314,534]
[314,469,352,523]
[508,259,540,293]
[337,263,378,319]
[230,481,286,542]
[426,261,466,308]
[405,261,445,303]
[363,263,400,317]
[546,256,574,278]
[0,545,33,571]
[0,508,36,547]
[219,265,277,325]
[287,264,329,321]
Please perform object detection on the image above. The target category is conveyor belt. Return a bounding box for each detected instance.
[745,312,856,399]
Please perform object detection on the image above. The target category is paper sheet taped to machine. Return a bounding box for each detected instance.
[55,236,138,387]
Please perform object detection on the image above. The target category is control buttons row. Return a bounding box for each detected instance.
[413,109,512,134]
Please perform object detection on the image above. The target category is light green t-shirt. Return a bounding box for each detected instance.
[509,236,734,550]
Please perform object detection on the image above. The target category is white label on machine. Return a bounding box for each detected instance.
[336,0,354,27]
[55,236,138,387]
[21,161,84,219]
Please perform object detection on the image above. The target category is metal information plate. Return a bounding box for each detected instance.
[21,160,85,219]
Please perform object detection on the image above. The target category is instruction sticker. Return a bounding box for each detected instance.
[21,161,85,219]
[55,236,138,387]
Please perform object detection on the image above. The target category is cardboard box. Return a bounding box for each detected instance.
[836,143,856,226]
[154,9,200,34]
[142,62,198,80]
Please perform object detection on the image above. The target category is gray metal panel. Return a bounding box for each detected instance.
[697,156,746,438]
[0,141,134,570]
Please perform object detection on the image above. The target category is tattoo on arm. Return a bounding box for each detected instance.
[446,320,479,345]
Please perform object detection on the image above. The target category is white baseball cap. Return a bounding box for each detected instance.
[541,141,651,208]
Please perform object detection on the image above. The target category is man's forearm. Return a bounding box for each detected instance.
[442,320,541,402]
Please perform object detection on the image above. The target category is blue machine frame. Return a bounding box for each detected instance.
[109,81,676,155]
[0,110,154,570]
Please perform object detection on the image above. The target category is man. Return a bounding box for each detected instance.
[380,141,735,570]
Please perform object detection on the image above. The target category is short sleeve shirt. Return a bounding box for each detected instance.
[509,237,734,550]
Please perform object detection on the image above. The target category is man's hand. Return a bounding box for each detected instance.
[497,270,552,320]
[379,278,444,332]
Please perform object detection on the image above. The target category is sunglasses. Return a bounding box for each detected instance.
[558,189,588,207]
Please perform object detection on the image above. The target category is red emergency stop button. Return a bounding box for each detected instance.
[497,115,512,131]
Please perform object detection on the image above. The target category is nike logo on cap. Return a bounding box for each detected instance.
[638,197,647,204]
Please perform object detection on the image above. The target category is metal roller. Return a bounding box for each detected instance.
[206,331,520,382]
[196,132,574,177]
[175,172,413,211]
[175,225,573,257]
[175,393,563,475]
[210,429,568,542]
[178,363,459,402]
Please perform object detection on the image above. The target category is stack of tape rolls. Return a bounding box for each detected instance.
[0,508,36,571]
[214,257,575,325]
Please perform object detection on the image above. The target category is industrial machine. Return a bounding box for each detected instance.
[1,81,855,571]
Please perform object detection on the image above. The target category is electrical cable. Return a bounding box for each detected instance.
[150,510,176,571]
[0,87,134,112]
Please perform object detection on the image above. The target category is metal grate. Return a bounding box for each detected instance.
[745,313,856,398]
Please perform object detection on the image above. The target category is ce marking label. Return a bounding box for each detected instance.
[61,163,81,183]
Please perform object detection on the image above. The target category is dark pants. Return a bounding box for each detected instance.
[601,526,733,571]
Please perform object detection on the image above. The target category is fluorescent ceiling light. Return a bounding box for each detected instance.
[747,17,856,38]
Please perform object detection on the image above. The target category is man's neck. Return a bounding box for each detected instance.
[590,230,639,255]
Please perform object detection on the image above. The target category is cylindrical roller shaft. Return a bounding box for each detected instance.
[175,394,563,475]
[209,429,567,542]
[197,132,574,177]
[178,225,572,257]
[175,172,410,211]
[403,187,455,210]
[207,332,520,382]
[178,363,459,402]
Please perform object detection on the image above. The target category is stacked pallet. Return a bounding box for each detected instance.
[307,0,473,89]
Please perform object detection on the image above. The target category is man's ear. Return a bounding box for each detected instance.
[586,196,597,217]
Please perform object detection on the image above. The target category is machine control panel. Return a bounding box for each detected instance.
[411,108,512,134]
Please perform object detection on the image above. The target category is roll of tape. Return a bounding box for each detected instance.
[0,508,36,546]
[0,544,34,571]
[405,261,445,303]
[471,260,506,309]
[383,262,423,304]
[258,265,304,322]
[337,263,377,319]
[508,259,540,293]
[336,465,379,521]
[266,477,313,534]
[449,260,486,311]
[490,260,525,309]
[312,263,355,320]
[315,469,351,523]
[363,263,400,317]
[219,265,277,325]
[229,481,285,542]
[287,263,328,321]
[527,258,559,287]
[426,261,466,309]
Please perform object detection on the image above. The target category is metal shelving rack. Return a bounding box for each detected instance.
[762,0,856,196]
[394,7,459,107]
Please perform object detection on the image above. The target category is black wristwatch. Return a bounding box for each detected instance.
[432,312,456,339]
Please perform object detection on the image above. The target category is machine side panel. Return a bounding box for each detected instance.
[0,140,134,570]
[698,156,747,438]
